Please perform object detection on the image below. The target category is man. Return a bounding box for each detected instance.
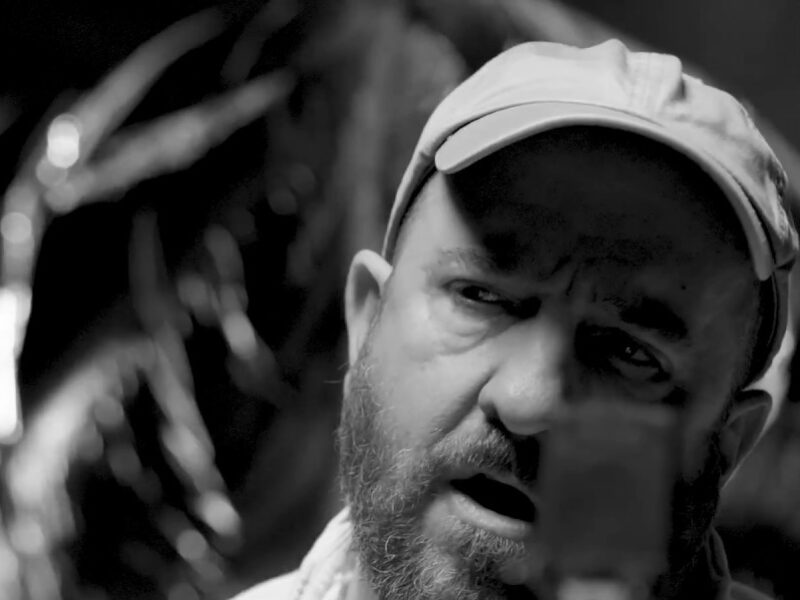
[236,40,798,600]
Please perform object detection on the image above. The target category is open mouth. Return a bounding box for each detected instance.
[451,474,537,523]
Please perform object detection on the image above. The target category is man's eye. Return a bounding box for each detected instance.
[448,283,525,317]
[616,340,655,366]
[457,284,507,305]
[580,326,666,381]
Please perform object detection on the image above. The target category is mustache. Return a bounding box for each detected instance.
[427,422,543,488]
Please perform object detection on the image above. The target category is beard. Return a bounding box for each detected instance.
[654,427,728,599]
[339,340,728,600]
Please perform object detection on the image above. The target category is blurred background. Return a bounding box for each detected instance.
[0,1,799,599]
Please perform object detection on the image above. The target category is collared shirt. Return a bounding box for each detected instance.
[231,508,772,600]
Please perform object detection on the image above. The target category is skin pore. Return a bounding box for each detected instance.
[339,128,767,600]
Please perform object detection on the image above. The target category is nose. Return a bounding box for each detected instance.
[477,310,572,437]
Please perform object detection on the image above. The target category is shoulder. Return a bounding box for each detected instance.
[228,509,354,600]
[727,581,774,600]
[229,571,300,600]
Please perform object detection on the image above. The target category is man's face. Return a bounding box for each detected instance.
[339,130,761,600]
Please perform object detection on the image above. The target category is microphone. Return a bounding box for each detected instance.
[539,401,679,600]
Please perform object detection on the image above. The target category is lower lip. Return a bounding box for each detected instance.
[446,486,534,541]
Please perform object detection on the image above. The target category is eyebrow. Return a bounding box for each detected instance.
[436,247,690,342]
[435,247,515,274]
[616,297,689,342]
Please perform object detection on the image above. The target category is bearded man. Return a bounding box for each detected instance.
[234,40,798,600]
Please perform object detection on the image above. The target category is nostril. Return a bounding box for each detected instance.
[481,393,554,442]
[467,419,545,487]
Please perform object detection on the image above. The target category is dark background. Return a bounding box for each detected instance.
[1,2,799,599]
[2,0,799,143]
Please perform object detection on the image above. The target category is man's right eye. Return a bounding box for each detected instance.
[456,284,508,306]
[446,282,518,317]
[449,282,540,318]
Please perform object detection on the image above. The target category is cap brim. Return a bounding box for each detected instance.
[435,101,773,281]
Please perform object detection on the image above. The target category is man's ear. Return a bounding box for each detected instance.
[344,249,392,366]
[718,389,772,484]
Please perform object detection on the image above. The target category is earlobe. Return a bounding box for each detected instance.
[719,389,772,484]
[344,249,392,366]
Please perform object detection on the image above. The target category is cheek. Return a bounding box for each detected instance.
[367,292,492,445]
[683,308,748,424]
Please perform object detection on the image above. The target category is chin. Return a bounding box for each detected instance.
[350,496,537,600]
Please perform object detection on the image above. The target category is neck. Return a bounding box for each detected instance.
[345,558,380,600]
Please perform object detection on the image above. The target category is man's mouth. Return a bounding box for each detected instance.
[451,474,538,523]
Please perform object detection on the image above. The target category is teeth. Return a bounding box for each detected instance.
[452,474,537,522]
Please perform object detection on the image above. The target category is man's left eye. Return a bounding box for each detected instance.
[580,326,667,381]
[616,339,656,366]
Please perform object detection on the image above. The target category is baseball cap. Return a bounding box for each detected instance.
[383,39,798,383]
